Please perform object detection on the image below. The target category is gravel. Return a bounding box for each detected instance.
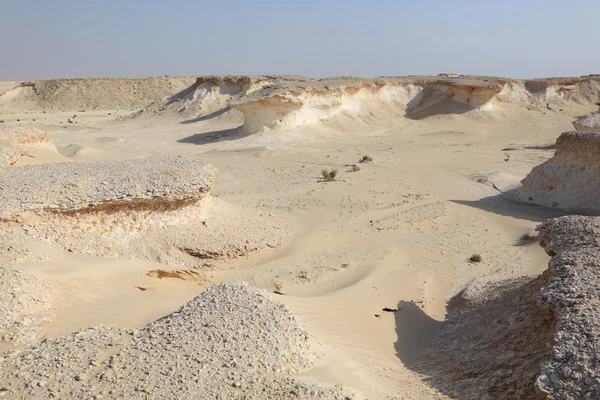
[0,281,354,399]
[535,216,600,399]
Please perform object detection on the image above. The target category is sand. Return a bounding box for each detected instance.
[0,74,598,399]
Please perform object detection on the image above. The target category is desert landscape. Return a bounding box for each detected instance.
[0,74,599,399]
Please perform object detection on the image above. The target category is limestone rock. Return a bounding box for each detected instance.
[519,132,600,214]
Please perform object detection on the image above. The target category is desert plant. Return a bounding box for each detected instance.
[321,169,338,181]
[469,254,483,263]
[359,155,373,163]
[350,165,361,172]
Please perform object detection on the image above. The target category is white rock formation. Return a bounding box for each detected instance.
[519,131,600,214]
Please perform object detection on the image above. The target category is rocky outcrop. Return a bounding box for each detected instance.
[0,126,54,167]
[519,132,600,214]
[0,157,288,267]
[0,156,216,219]
[535,216,600,399]
[573,110,600,132]
[0,281,354,399]
[132,75,284,120]
[226,76,600,136]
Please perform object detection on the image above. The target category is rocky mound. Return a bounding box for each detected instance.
[0,126,53,167]
[0,281,353,399]
[573,110,600,132]
[0,156,287,267]
[416,215,600,399]
[519,131,600,214]
[0,77,197,111]
[0,156,216,219]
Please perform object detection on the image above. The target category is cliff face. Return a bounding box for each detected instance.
[519,132,600,214]
[227,76,600,136]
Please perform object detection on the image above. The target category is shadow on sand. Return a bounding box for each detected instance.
[179,108,234,125]
[177,127,251,145]
[450,192,564,222]
[394,301,443,367]
[405,277,553,399]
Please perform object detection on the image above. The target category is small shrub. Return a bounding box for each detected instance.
[321,169,338,181]
[350,165,361,172]
[469,254,483,263]
[359,155,373,163]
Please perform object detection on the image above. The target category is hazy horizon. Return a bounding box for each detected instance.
[2,0,599,81]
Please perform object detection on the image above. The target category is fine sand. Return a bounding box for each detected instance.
[0,75,597,399]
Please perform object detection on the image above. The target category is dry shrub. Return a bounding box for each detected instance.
[469,254,483,263]
[321,169,338,181]
[359,155,373,163]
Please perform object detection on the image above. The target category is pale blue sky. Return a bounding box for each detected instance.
[1,0,598,80]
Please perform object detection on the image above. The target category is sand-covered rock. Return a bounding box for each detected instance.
[0,77,197,111]
[132,75,281,120]
[0,156,216,219]
[0,282,353,399]
[226,76,600,136]
[519,132,600,214]
[0,126,50,145]
[573,110,600,132]
[0,156,288,267]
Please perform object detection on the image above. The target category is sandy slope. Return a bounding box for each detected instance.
[0,75,597,399]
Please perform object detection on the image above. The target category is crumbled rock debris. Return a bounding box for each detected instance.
[0,282,354,399]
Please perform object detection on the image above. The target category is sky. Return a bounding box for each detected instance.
[1,0,599,80]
